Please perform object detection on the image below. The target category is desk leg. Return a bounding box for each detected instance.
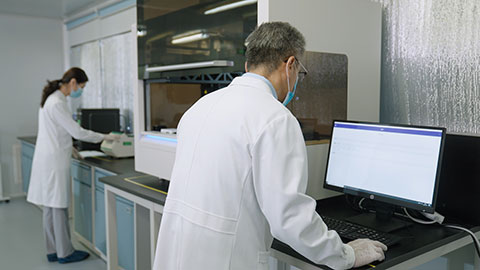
[105,188,118,270]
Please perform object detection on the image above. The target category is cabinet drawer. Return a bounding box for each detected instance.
[94,168,115,191]
[71,161,91,186]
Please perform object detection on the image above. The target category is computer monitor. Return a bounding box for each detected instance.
[77,108,120,150]
[323,121,446,231]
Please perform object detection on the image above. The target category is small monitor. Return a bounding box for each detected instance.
[77,108,120,150]
[324,121,446,215]
[81,108,120,133]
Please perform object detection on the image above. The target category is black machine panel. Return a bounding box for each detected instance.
[436,133,480,226]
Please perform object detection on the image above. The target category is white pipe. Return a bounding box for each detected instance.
[204,0,257,15]
[145,60,234,73]
[171,33,210,44]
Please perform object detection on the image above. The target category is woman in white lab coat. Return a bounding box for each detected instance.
[27,67,114,264]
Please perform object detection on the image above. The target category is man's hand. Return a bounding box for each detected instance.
[347,238,387,268]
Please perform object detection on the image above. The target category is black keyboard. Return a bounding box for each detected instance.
[321,215,402,247]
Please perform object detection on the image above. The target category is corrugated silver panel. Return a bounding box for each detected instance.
[374,0,480,133]
[69,32,135,133]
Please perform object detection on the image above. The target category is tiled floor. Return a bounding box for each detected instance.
[0,197,106,270]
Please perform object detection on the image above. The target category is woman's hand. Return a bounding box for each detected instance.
[104,133,122,141]
[72,147,83,159]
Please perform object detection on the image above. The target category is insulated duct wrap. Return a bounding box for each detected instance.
[70,32,135,132]
[374,0,480,133]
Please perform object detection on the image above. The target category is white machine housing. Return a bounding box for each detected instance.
[133,0,382,200]
[101,132,134,158]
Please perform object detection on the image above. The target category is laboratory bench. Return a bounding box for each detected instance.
[18,136,480,270]
[271,195,480,270]
[18,136,146,270]
[18,136,134,174]
[100,173,168,270]
[97,176,480,270]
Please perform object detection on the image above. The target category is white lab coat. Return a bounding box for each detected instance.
[153,74,355,270]
[27,90,104,208]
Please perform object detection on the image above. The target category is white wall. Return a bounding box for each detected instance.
[259,0,382,122]
[0,13,64,197]
[258,0,382,200]
[66,6,136,48]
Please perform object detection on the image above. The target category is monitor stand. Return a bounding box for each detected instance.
[345,201,412,233]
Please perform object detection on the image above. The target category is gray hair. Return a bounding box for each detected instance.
[245,22,306,73]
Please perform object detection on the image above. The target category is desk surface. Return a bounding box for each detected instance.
[272,195,480,270]
[100,172,168,205]
[75,155,135,175]
[18,136,135,175]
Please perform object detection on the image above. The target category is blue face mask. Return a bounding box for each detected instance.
[283,65,298,106]
[70,86,83,98]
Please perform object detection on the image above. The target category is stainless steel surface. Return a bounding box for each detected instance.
[288,51,348,137]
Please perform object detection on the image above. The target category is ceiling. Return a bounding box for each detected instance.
[0,0,110,19]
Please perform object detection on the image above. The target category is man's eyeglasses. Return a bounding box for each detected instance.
[284,57,308,82]
[296,59,308,82]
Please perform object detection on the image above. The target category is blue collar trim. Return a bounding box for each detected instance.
[242,73,278,99]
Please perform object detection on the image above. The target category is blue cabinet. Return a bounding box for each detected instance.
[20,142,35,193]
[71,161,92,242]
[94,168,114,256]
[116,195,134,270]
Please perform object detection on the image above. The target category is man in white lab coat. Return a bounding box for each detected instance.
[153,22,386,270]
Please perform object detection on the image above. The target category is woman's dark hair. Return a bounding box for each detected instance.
[41,67,89,107]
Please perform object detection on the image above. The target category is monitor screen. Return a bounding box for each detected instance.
[324,121,446,213]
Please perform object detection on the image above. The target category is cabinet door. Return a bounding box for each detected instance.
[94,169,114,256]
[94,188,106,255]
[72,162,92,242]
[21,155,32,193]
[73,180,92,242]
[21,142,35,193]
[116,196,134,270]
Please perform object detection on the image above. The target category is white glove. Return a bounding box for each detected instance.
[72,147,83,160]
[104,133,121,141]
[347,238,387,268]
